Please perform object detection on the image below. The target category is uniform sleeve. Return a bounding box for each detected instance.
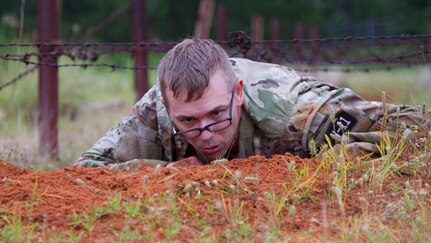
[307,88,425,158]
[74,86,168,168]
[297,88,425,159]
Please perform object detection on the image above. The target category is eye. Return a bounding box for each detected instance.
[181,117,195,124]
[212,110,221,117]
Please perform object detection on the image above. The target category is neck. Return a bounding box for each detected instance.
[226,130,240,160]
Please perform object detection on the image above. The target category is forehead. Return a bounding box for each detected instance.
[166,71,231,116]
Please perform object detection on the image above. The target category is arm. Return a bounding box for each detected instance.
[300,85,424,158]
[74,86,168,170]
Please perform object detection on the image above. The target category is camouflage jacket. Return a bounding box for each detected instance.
[75,58,423,168]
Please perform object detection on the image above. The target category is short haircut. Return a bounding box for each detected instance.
[157,38,237,104]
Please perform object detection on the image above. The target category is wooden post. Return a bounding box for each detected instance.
[194,0,216,38]
[428,22,431,52]
[132,0,148,100]
[37,0,59,159]
[309,24,320,70]
[216,4,228,41]
[294,22,303,39]
[270,17,280,40]
[269,17,281,62]
[251,15,264,42]
[294,22,304,65]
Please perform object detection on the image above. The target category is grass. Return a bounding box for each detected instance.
[0,50,162,169]
[1,130,431,241]
[1,47,430,169]
[315,65,431,106]
[1,43,431,241]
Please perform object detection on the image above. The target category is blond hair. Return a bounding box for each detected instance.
[157,38,236,103]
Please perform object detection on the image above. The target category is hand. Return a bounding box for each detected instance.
[107,159,167,172]
[165,156,203,172]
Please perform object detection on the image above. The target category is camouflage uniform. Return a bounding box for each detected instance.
[75,58,424,169]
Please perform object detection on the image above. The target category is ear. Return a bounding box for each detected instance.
[234,80,244,105]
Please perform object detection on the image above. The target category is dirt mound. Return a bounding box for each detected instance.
[1,153,430,241]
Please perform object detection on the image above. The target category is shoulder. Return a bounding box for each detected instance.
[230,58,301,82]
[231,58,302,138]
[133,83,162,129]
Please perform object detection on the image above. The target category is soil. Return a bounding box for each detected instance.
[1,153,430,241]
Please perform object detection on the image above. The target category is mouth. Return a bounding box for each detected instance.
[201,145,222,156]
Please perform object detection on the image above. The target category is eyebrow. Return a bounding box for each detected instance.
[174,103,230,120]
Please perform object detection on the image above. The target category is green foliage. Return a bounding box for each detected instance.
[1,216,34,243]
[1,0,431,41]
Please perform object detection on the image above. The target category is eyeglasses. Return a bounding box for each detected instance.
[172,91,234,140]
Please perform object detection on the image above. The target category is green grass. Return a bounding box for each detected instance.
[315,65,431,106]
[1,45,431,170]
[2,34,431,242]
[0,51,162,169]
[1,115,431,241]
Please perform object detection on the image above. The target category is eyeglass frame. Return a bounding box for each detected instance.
[170,90,235,140]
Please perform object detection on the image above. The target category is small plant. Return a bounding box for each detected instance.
[1,216,24,242]
[368,130,408,190]
[69,207,103,234]
[116,225,142,241]
[103,192,122,213]
[124,200,143,219]
[67,230,83,243]
[220,194,247,226]
[31,175,49,201]
[218,163,249,194]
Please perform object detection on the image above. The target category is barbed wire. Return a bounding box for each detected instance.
[1,33,430,48]
[2,47,428,66]
[81,2,131,41]
[0,54,154,70]
[0,52,421,74]
[1,32,431,91]
[0,66,37,91]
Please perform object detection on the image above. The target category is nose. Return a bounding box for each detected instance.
[199,128,214,141]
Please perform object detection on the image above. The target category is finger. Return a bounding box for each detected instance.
[167,165,180,173]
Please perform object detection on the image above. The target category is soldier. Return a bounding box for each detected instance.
[74,38,424,171]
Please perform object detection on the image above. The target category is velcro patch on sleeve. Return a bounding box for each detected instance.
[325,110,357,144]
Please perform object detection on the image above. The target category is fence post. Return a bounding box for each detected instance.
[428,22,431,53]
[309,24,320,69]
[216,3,228,41]
[37,0,59,160]
[294,22,304,66]
[195,0,216,38]
[251,15,264,42]
[270,17,280,40]
[132,0,148,100]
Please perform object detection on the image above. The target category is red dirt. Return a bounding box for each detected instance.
[1,153,430,241]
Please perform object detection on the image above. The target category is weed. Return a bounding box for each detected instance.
[47,232,64,243]
[117,225,142,241]
[390,182,401,192]
[336,213,398,242]
[368,130,408,190]
[67,230,83,243]
[220,194,247,226]
[103,192,122,213]
[124,200,143,219]
[1,216,34,242]
[218,163,249,194]
[69,207,105,234]
[31,175,49,201]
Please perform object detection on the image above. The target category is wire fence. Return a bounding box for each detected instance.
[1,32,431,91]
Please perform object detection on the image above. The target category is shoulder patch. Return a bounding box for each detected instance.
[325,110,357,144]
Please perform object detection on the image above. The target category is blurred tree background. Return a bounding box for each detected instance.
[1,0,431,42]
